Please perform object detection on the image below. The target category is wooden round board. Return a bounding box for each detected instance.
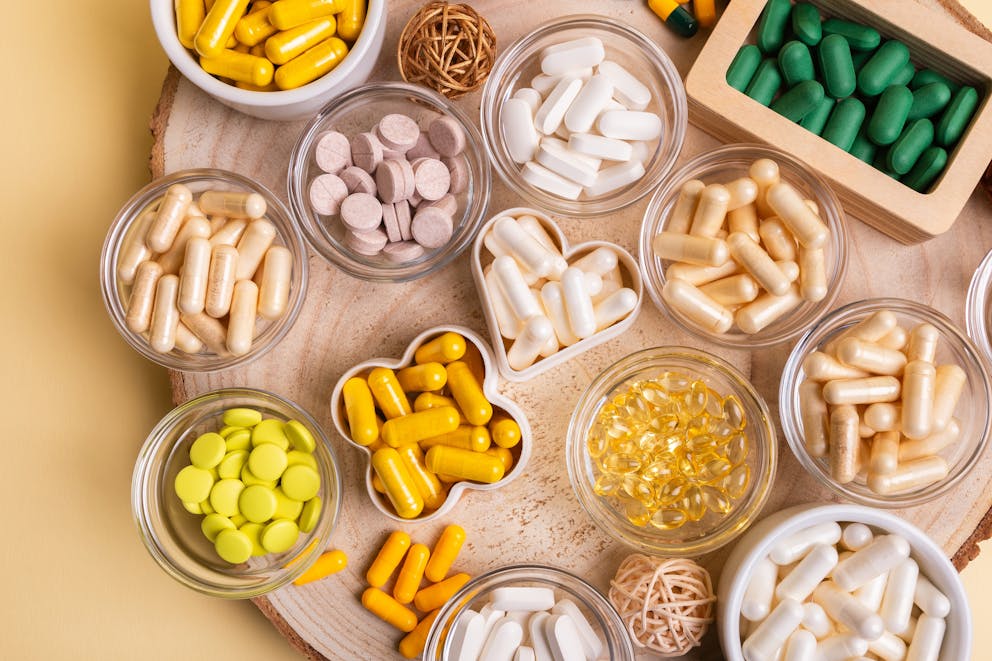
[151,1,992,658]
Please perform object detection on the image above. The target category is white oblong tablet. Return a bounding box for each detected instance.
[568,133,633,162]
[534,77,583,135]
[544,614,585,661]
[564,74,614,133]
[596,109,662,141]
[448,609,486,661]
[536,141,599,187]
[540,37,605,75]
[479,618,524,661]
[513,646,536,661]
[513,87,543,113]
[586,160,645,197]
[527,612,554,661]
[551,598,604,660]
[502,98,540,164]
[520,162,582,200]
[598,60,652,110]
[489,586,556,612]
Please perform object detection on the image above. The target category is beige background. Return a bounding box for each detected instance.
[1,1,990,659]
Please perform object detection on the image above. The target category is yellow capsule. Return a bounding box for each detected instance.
[396,443,446,511]
[399,609,441,660]
[117,210,156,285]
[269,0,342,29]
[265,17,336,65]
[446,361,493,426]
[393,543,430,604]
[624,498,651,526]
[593,473,621,497]
[368,367,412,420]
[234,0,276,46]
[660,279,733,334]
[425,445,505,484]
[371,473,386,493]
[414,392,465,422]
[424,524,466,583]
[689,183,731,238]
[461,343,487,386]
[194,0,251,57]
[274,36,349,90]
[176,0,207,49]
[414,572,470,613]
[366,530,411,587]
[622,474,654,506]
[293,549,347,585]
[803,351,869,382]
[725,463,749,498]
[200,49,274,86]
[372,448,424,519]
[382,407,459,448]
[397,362,447,393]
[420,425,490,453]
[336,0,366,41]
[415,332,467,364]
[361,587,417,633]
[147,184,193,253]
[758,218,797,261]
[178,236,211,314]
[200,190,267,219]
[235,80,281,91]
[650,508,687,530]
[700,484,732,514]
[489,413,522,449]
[235,219,276,280]
[698,273,760,307]
[342,377,378,446]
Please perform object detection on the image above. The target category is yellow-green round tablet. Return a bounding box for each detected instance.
[261,519,300,553]
[230,513,247,527]
[189,432,226,469]
[201,513,236,542]
[181,500,203,515]
[209,478,245,517]
[239,522,267,556]
[218,450,249,479]
[200,499,214,514]
[240,484,278,523]
[219,425,246,438]
[284,419,316,453]
[286,450,318,470]
[273,488,303,521]
[223,408,263,428]
[298,496,322,533]
[241,465,277,488]
[225,429,252,451]
[175,465,215,503]
[280,464,320,501]
[215,528,253,564]
[252,418,290,450]
[249,443,288,481]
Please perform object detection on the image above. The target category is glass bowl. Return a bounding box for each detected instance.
[423,564,635,660]
[100,168,308,371]
[480,15,686,217]
[966,248,992,367]
[566,347,777,556]
[780,298,992,507]
[288,82,491,282]
[639,144,849,348]
[132,388,341,598]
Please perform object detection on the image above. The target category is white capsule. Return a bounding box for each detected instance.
[147,184,193,252]
[813,582,884,641]
[582,271,603,297]
[898,418,960,462]
[798,246,828,302]
[513,87,543,112]
[902,360,936,440]
[914,575,950,618]
[513,647,536,661]
[661,278,733,334]
[593,288,637,330]
[540,37,605,75]
[666,179,706,234]
[597,60,651,110]
[502,98,540,164]
[586,160,646,197]
[550,599,603,660]
[906,323,940,363]
[699,273,760,307]
[521,162,582,200]
[799,379,829,457]
[178,236,211,315]
[823,310,898,354]
[235,218,276,281]
[735,285,803,335]
[742,598,804,661]
[801,602,831,639]
[479,618,523,661]
[822,376,901,406]
[841,523,875,552]
[878,325,909,351]
[776,544,839,603]
[653,232,730,267]
[853,571,888,615]
[204,244,238,318]
[665,260,739,286]
[540,282,579,347]
[766,182,829,249]
[536,141,599,187]
[157,216,212,275]
[507,316,555,370]
[758,218,797,261]
[517,215,563,255]
[126,260,163,334]
[490,587,555,613]
[728,232,791,296]
[149,274,181,353]
[486,268,523,340]
[492,255,543,323]
[906,614,944,661]
[770,522,842,565]
[209,217,248,247]
[867,456,949,495]
[816,633,869,661]
[561,267,596,339]
[596,109,661,141]
[832,534,911,591]
[118,210,156,284]
[534,77,583,135]
[867,632,908,661]
[257,246,293,320]
[931,364,966,432]
[564,74,614,133]
[880,558,919,636]
[863,402,901,432]
[742,556,777,622]
[493,217,559,279]
[728,203,760,243]
[803,351,869,381]
[572,247,619,277]
[174,321,204,354]
[567,132,632,162]
[527,612,554,661]
[783,629,817,661]
[226,280,258,357]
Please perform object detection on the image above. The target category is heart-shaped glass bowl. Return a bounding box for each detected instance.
[471,207,643,382]
[329,325,532,522]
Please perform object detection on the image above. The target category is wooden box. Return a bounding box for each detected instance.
[685,0,992,244]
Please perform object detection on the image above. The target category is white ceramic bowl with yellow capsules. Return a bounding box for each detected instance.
[149,0,386,121]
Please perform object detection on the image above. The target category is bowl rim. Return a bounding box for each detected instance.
[966,247,992,368]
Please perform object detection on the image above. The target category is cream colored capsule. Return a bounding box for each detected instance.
[803,351,869,381]
[157,216,212,275]
[931,364,965,432]
[859,420,875,438]
[185,201,206,219]
[869,430,900,476]
[178,237,212,315]
[227,280,258,356]
[205,244,238,318]
[666,178,705,234]
[749,158,780,218]
[798,246,827,302]
[799,379,829,457]
[766,182,829,249]
[699,274,760,306]
[901,360,936,440]
[868,456,949,495]
[661,279,733,334]
[906,614,945,661]
[728,232,790,296]
[235,219,277,280]
[829,405,860,484]
[209,217,248,247]
[592,288,637,330]
[837,338,907,376]
[198,190,267,219]
[125,260,164,334]
[208,215,227,234]
[725,177,758,211]
[147,184,193,253]
[824,311,899,356]
[727,203,760,242]
[507,315,555,370]
[906,323,939,363]
[181,311,230,355]
[175,321,204,354]
[149,274,181,353]
[652,232,729,267]
[758,218,797,261]
[863,402,901,432]
[878,325,908,351]
[735,285,802,334]
[118,208,156,284]
[776,260,800,283]
[689,184,731,238]
[898,418,960,462]
[822,376,901,405]
[258,246,293,320]
[665,260,739,286]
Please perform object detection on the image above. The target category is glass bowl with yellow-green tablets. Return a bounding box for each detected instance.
[640,143,849,348]
[132,387,341,598]
[565,346,777,556]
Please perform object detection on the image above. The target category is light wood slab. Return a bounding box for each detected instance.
[151,1,992,658]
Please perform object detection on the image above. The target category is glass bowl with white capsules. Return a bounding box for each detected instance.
[480,15,687,217]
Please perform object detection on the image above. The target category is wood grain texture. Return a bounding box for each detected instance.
[150,1,992,658]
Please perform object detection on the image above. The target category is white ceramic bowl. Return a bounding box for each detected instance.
[717,503,971,661]
[149,0,386,121]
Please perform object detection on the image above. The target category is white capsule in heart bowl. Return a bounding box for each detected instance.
[480,15,687,217]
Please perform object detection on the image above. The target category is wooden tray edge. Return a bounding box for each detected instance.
[252,596,329,661]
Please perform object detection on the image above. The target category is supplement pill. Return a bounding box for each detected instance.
[727,45,762,91]
[818,34,856,98]
[869,85,914,145]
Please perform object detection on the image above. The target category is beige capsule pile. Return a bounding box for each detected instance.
[654,158,831,335]
[117,185,291,358]
[799,310,967,495]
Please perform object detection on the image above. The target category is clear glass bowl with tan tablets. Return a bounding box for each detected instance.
[101,168,308,371]
[639,144,849,347]
[780,298,992,507]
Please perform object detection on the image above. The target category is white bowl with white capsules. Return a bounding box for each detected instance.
[717,503,971,661]
[480,15,687,217]
[471,207,642,381]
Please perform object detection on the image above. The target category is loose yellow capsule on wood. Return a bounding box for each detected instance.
[424,524,466,583]
[399,610,440,659]
[366,531,411,587]
[361,587,417,632]
[393,543,430,604]
[293,549,347,585]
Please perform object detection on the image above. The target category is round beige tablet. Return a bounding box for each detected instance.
[340,193,383,231]
[428,116,466,157]
[413,158,451,201]
[375,160,404,203]
[345,228,388,255]
[395,201,413,241]
[376,114,420,151]
[411,207,453,249]
[420,194,458,216]
[381,201,402,242]
[339,166,377,195]
[309,174,349,215]
[406,132,440,160]
[350,132,383,173]
[382,241,426,263]
[314,131,352,174]
[442,155,469,194]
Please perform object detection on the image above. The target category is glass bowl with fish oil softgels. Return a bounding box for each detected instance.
[566,347,776,556]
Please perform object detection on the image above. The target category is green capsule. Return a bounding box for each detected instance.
[888,118,935,174]
[791,3,822,46]
[849,125,877,163]
[818,34,856,98]
[911,69,957,92]
[851,48,874,73]
[822,18,881,51]
[858,40,911,97]
[727,44,763,92]
[771,79,825,122]
[757,0,792,54]
[907,82,952,121]
[935,86,979,147]
[867,85,913,146]
[891,61,915,87]
[799,96,835,135]
[822,97,866,151]
[779,40,815,87]
[745,59,782,106]
[902,146,948,192]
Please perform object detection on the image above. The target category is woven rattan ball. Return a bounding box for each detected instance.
[397,1,496,99]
